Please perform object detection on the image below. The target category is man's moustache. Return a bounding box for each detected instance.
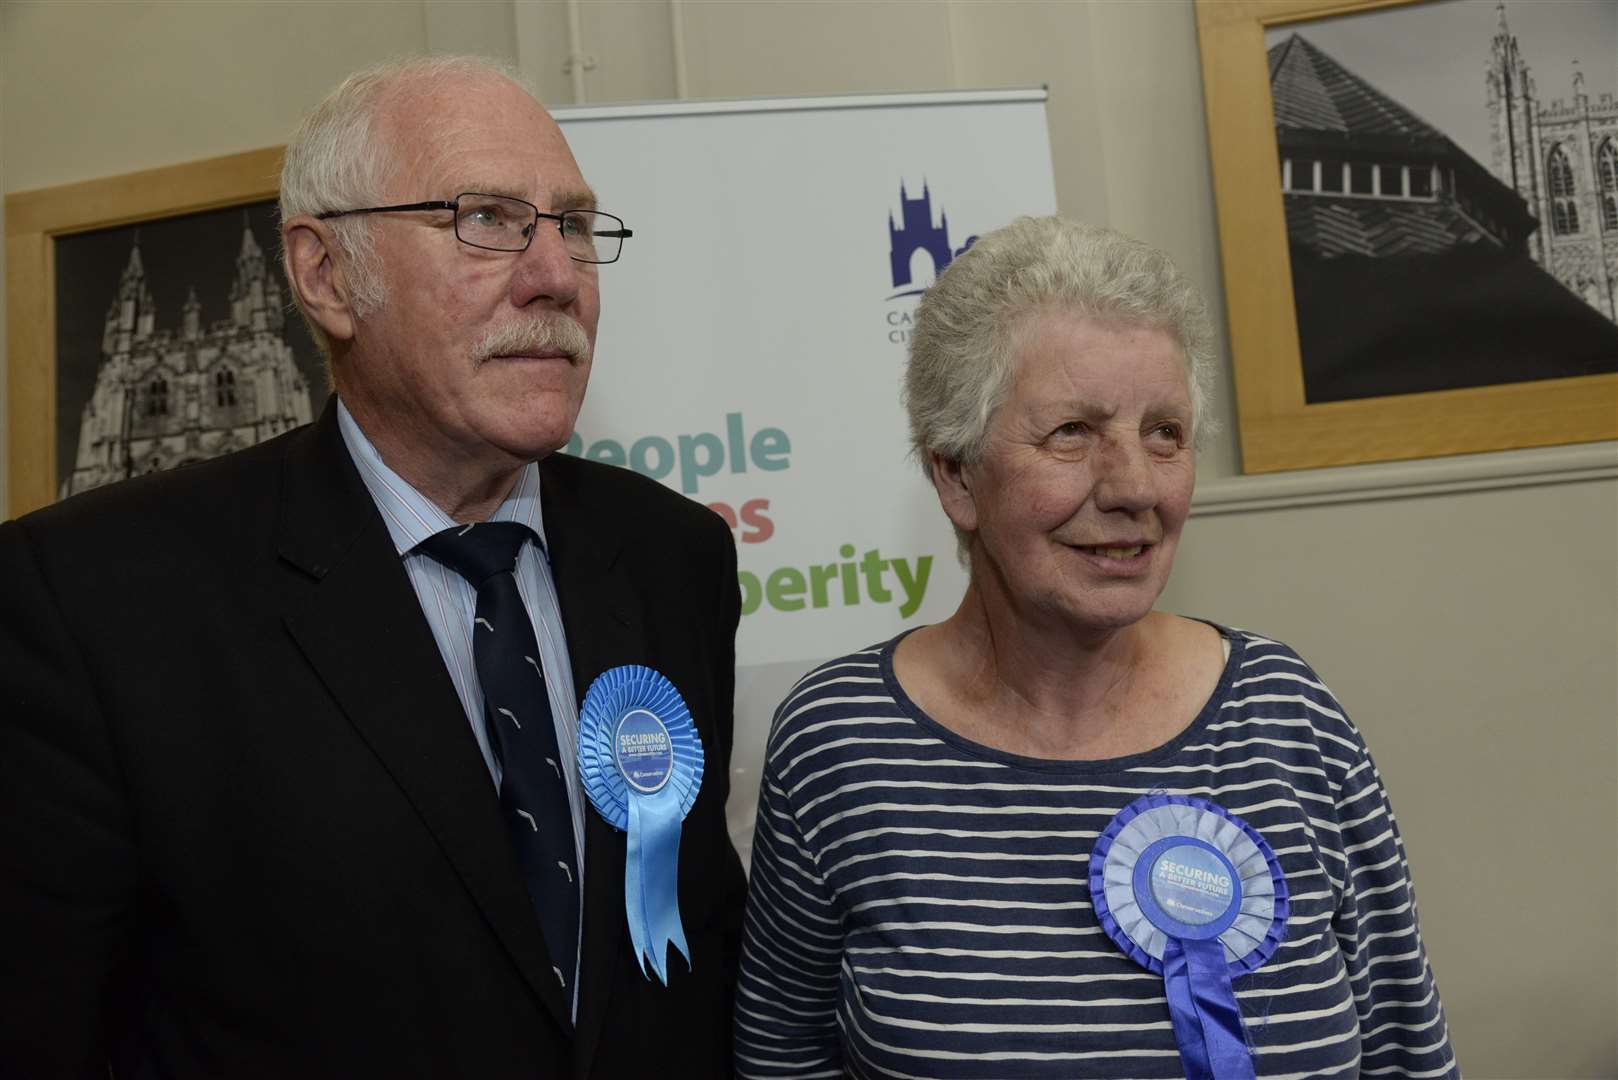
[472,317,592,363]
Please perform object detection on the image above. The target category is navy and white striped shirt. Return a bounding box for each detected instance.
[736,625,1457,1078]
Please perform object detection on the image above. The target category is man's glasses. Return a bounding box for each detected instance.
[315,193,632,264]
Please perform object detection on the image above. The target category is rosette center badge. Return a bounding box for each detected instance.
[614,709,674,795]
[578,666,704,984]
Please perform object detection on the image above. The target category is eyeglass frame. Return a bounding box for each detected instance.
[314,192,633,264]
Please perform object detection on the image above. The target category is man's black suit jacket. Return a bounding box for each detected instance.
[0,402,747,1077]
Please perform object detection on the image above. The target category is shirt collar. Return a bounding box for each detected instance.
[336,397,549,558]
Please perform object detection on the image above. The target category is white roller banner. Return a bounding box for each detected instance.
[554,90,1057,861]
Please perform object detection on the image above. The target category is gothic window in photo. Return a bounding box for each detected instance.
[1548,144,1579,234]
[1598,139,1618,233]
[145,377,169,417]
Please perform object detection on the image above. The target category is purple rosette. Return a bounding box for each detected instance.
[1089,793,1289,1080]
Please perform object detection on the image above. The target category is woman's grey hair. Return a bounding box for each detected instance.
[278,54,535,356]
[904,215,1216,482]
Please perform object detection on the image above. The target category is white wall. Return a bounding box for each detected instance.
[3,2,1614,1074]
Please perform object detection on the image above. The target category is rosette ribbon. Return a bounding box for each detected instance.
[578,665,705,983]
[1089,794,1289,1080]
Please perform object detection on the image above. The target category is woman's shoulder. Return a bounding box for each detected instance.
[1208,622,1376,765]
[1218,622,1317,673]
[763,638,907,755]
[1216,624,1336,699]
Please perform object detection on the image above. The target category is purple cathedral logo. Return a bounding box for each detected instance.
[888,180,977,299]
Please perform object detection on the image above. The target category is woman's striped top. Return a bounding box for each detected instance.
[735,625,1457,1078]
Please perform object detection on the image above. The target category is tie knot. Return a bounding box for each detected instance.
[417,521,538,587]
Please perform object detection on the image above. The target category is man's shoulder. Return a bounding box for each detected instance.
[8,422,310,551]
[540,450,729,544]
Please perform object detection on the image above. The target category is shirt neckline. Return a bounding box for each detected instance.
[335,397,549,557]
[877,620,1242,775]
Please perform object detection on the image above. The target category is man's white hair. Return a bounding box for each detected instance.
[903,216,1217,558]
[278,55,539,357]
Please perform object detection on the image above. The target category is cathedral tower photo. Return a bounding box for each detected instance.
[1486,2,1618,320]
[55,206,317,498]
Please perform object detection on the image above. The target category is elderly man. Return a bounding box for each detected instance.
[0,57,745,1077]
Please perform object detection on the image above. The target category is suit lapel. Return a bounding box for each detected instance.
[538,455,644,1076]
[275,403,573,1033]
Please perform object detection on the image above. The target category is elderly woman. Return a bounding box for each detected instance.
[734,217,1456,1078]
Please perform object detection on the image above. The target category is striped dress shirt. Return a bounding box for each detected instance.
[337,401,586,1006]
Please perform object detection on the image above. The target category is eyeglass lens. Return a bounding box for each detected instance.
[453,194,619,262]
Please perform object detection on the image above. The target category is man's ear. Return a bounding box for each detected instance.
[281,216,357,346]
[929,450,979,535]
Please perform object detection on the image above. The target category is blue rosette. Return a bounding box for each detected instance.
[1089,794,1289,1080]
[578,665,704,984]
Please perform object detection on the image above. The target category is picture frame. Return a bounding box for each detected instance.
[1194,0,1617,474]
[5,146,300,518]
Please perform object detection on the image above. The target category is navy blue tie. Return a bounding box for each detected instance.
[418,522,579,1004]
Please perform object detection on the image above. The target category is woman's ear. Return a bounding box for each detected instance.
[281,216,358,347]
[929,450,978,535]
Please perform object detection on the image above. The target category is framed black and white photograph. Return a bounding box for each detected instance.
[1268,0,1618,403]
[53,200,322,501]
[1197,0,1618,473]
[5,146,319,516]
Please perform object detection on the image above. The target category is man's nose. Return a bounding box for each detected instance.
[1091,435,1156,514]
[510,220,582,309]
